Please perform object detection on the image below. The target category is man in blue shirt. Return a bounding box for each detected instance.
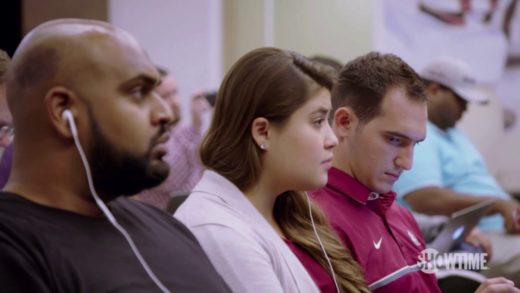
[394,57,520,284]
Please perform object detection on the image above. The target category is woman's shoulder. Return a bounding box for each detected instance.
[174,191,251,232]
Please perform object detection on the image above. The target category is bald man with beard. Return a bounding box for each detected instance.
[0,19,230,292]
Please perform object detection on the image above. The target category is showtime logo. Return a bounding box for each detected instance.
[418,248,489,274]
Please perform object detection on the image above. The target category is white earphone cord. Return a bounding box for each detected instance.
[67,113,170,293]
[305,192,340,293]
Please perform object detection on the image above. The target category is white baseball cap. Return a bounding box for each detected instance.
[421,57,488,104]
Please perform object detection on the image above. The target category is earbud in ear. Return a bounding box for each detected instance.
[61,109,78,137]
[62,109,73,123]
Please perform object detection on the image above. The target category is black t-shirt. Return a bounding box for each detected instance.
[0,192,230,292]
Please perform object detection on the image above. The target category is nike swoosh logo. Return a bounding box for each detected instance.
[373,237,383,250]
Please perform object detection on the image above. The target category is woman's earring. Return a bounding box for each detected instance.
[260,144,265,150]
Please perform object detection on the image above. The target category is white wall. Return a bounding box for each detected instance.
[109,0,222,124]
[222,0,375,70]
[110,0,374,109]
[221,0,272,71]
[274,0,375,64]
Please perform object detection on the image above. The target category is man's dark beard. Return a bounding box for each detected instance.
[88,112,170,201]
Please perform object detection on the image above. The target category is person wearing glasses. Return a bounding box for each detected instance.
[0,49,13,188]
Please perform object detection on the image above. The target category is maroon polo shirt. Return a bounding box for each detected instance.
[311,167,440,293]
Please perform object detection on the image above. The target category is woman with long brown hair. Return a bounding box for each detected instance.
[175,47,369,293]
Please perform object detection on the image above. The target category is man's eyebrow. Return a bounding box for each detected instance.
[384,131,425,143]
[119,74,160,90]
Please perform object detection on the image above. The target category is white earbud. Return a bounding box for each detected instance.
[62,109,78,137]
[62,109,74,123]
[305,192,340,293]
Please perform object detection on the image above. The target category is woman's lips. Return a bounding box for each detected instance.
[321,158,333,169]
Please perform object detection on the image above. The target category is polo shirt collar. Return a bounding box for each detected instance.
[327,167,396,214]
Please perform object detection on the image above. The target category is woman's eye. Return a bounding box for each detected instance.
[313,118,325,126]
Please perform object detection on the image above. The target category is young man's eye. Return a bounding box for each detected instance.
[388,136,402,145]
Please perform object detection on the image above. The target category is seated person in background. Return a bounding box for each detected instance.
[0,18,230,292]
[394,57,520,284]
[0,49,13,188]
[0,49,12,150]
[311,52,518,293]
[175,47,370,292]
[135,67,211,209]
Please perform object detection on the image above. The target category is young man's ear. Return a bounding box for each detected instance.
[333,107,358,138]
[44,86,79,139]
[251,117,270,151]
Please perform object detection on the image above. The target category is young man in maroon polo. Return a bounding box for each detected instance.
[311,52,453,293]
[311,52,437,292]
[312,52,520,293]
